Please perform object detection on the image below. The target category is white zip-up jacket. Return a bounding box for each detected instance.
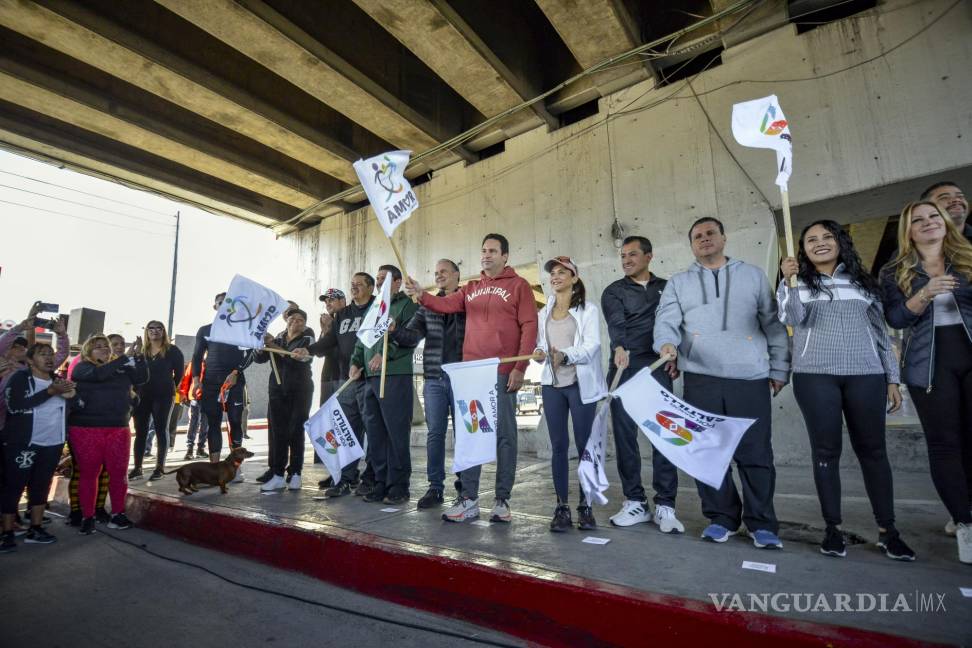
[535,300,608,404]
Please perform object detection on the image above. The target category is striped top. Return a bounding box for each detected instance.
[777,265,899,382]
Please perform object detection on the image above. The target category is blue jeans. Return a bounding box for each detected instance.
[423,375,455,491]
[185,401,208,450]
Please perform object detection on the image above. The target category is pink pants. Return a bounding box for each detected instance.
[69,426,130,518]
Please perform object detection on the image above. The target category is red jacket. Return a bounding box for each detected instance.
[419,266,538,374]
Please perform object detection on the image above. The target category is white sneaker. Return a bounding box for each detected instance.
[442,497,480,523]
[958,523,972,564]
[945,519,957,536]
[260,475,286,491]
[288,474,302,490]
[610,500,652,527]
[231,466,245,484]
[653,505,685,534]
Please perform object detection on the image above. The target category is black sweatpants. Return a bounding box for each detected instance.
[267,387,313,477]
[608,365,679,506]
[133,393,174,467]
[338,381,367,483]
[793,373,895,529]
[683,372,778,534]
[1,443,62,514]
[909,325,972,525]
[201,377,245,455]
[362,375,413,497]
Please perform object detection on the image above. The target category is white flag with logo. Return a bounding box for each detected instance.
[442,358,500,473]
[578,402,611,506]
[207,274,288,349]
[305,394,364,485]
[731,94,793,189]
[612,369,756,489]
[353,150,419,238]
[355,275,392,349]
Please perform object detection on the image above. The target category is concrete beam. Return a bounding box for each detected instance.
[535,0,652,97]
[0,0,361,185]
[155,0,473,166]
[351,0,554,135]
[0,58,326,209]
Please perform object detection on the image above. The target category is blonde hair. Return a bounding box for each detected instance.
[143,320,172,359]
[889,201,972,296]
[81,334,112,364]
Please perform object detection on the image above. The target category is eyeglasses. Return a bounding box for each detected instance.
[147,326,164,332]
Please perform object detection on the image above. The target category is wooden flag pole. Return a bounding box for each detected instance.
[781,188,797,288]
[333,376,356,399]
[269,352,281,385]
[379,331,390,398]
[387,236,421,304]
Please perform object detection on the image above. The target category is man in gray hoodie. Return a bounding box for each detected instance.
[654,217,790,549]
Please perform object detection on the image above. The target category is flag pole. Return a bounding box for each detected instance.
[379,331,390,398]
[780,188,797,287]
[269,353,281,385]
[388,236,420,304]
[333,376,356,399]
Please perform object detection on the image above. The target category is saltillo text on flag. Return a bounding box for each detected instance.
[441,358,500,474]
[731,94,793,189]
[353,150,419,238]
[356,274,392,349]
[207,274,288,349]
[612,369,756,489]
[305,394,364,485]
[578,402,611,506]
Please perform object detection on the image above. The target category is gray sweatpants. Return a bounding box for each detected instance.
[460,373,518,501]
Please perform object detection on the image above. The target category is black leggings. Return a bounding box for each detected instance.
[909,325,972,525]
[793,373,895,529]
[268,387,312,477]
[1,443,62,515]
[133,393,174,468]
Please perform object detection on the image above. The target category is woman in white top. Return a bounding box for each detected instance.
[534,256,608,533]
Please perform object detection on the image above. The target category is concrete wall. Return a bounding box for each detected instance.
[287,0,972,465]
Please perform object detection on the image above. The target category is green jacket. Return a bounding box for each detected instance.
[351,291,419,377]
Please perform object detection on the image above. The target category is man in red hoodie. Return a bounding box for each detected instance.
[404,233,537,523]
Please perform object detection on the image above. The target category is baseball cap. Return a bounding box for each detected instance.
[319,288,346,302]
[543,256,578,276]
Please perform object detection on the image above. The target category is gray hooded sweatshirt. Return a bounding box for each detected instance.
[653,258,790,383]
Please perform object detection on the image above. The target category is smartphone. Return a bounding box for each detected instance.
[33,317,56,331]
[35,302,59,313]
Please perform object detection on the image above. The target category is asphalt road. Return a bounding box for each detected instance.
[0,515,524,648]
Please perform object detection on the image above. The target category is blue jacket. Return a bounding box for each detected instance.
[881,263,972,389]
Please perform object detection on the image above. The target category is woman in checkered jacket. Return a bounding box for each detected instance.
[778,219,913,562]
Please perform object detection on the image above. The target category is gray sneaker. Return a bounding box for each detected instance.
[442,497,480,523]
[489,499,512,523]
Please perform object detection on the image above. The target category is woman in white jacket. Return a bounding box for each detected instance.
[534,256,608,533]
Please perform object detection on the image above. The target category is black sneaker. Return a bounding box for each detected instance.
[878,529,916,561]
[255,469,274,484]
[820,526,846,558]
[549,504,572,533]
[318,476,334,490]
[197,446,206,458]
[577,505,596,531]
[149,468,165,481]
[354,481,375,497]
[95,508,111,525]
[79,517,97,535]
[383,491,409,505]
[128,467,143,481]
[68,510,83,527]
[25,526,57,544]
[363,489,386,503]
[417,488,444,509]
[108,513,133,530]
[324,482,351,498]
[0,532,15,553]
[184,449,194,461]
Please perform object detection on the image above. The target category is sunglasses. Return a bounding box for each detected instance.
[147,326,164,331]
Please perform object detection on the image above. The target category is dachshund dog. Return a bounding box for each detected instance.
[165,447,254,495]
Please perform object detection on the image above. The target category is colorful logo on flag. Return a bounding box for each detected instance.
[219,296,263,327]
[643,410,703,447]
[760,105,791,141]
[458,399,493,434]
[314,430,340,455]
[372,155,404,202]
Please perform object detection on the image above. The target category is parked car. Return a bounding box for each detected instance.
[516,389,542,415]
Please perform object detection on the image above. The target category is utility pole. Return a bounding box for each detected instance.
[167,211,180,333]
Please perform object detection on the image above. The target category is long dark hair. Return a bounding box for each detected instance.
[797,219,879,298]
[569,278,586,309]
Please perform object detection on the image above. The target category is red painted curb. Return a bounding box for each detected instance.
[125,491,942,648]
